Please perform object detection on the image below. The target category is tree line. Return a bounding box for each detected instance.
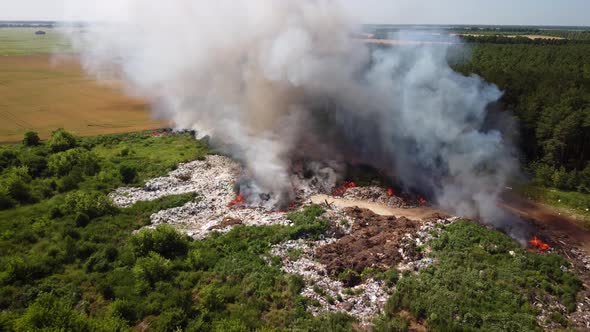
[453,42,590,193]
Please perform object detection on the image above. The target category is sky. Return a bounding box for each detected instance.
[0,0,589,26]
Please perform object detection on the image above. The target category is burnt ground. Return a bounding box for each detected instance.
[317,207,424,286]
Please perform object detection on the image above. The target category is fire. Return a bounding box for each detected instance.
[387,188,394,196]
[418,197,427,204]
[529,236,551,251]
[333,181,356,196]
[228,193,245,208]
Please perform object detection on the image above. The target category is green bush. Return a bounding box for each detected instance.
[47,128,77,152]
[22,131,40,147]
[0,188,16,210]
[0,167,33,204]
[131,225,190,259]
[0,149,18,171]
[60,191,116,219]
[119,163,138,184]
[14,293,89,331]
[48,148,100,177]
[133,252,173,291]
[18,153,47,178]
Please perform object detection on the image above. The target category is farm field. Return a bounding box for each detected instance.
[0,28,165,142]
[0,28,69,56]
[0,54,166,142]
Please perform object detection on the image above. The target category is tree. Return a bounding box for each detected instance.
[22,131,40,146]
[60,191,116,219]
[119,163,137,184]
[133,252,172,290]
[48,148,100,177]
[18,152,47,178]
[0,167,33,204]
[131,225,190,259]
[48,128,77,153]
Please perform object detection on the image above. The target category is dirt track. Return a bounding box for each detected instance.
[310,194,440,220]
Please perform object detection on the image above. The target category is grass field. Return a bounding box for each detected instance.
[0,28,70,56]
[0,28,165,142]
[518,185,590,228]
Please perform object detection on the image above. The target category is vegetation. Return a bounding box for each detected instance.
[0,28,71,56]
[452,40,590,197]
[0,130,207,210]
[380,221,582,331]
[0,130,583,331]
[518,185,590,226]
[0,130,357,331]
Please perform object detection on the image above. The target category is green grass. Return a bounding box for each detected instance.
[519,185,590,227]
[86,131,210,184]
[379,221,581,331]
[0,28,71,56]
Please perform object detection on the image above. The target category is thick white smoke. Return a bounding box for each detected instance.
[61,0,519,229]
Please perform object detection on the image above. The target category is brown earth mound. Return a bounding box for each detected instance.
[210,216,243,230]
[317,207,422,286]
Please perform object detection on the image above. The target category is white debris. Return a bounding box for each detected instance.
[271,239,389,321]
[110,155,291,238]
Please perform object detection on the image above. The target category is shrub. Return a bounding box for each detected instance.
[19,153,47,178]
[0,167,33,204]
[119,163,138,184]
[48,148,100,177]
[0,187,16,210]
[0,149,18,171]
[337,269,361,287]
[286,204,329,240]
[60,191,116,219]
[133,252,172,290]
[75,213,90,228]
[48,128,77,153]
[14,293,89,331]
[57,169,83,192]
[131,225,190,259]
[22,131,40,147]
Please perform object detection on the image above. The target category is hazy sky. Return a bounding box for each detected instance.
[1,0,589,26]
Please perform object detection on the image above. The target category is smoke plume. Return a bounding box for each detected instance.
[61,0,519,229]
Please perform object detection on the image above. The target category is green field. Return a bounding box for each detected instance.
[519,185,590,227]
[0,28,71,56]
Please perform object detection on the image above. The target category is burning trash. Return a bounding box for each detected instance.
[333,181,356,196]
[529,236,551,252]
[418,197,427,205]
[387,188,394,196]
[228,193,245,208]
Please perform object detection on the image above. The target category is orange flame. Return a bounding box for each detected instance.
[333,181,356,196]
[418,197,427,204]
[387,188,394,196]
[228,193,245,208]
[529,236,551,251]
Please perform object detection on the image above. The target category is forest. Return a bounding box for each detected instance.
[454,39,590,194]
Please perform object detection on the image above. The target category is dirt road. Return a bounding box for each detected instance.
[310,194,441,220]
[501,192,590,255]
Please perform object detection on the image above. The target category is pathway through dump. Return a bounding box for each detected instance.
[310,194,441,220]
